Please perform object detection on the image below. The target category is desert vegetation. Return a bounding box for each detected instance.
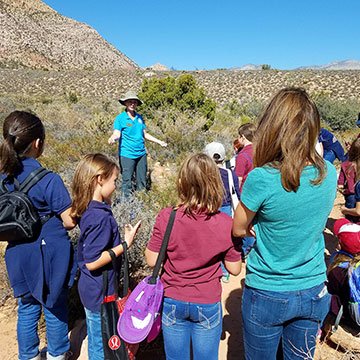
[0,69,360,358]
[0,71,359,272]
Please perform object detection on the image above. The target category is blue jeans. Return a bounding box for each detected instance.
[17,291,69,360]
[120,155,147,198]
[162,298,222,360]
[84,308,104,360]
[242,283,330,360]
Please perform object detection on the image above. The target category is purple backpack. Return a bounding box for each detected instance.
[118,209,176,344]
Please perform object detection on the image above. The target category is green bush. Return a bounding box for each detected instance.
[139,74,216,126]
[314,93,360,131]
[224,98,264,120]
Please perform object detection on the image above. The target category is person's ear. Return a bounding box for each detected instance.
[34,138,41,149]
[97,174,105,186]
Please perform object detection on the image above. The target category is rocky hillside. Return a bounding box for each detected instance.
[0,0,138,71]
[0,68,359,107]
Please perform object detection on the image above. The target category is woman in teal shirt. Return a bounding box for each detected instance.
[232,88,337,360]
[108,90,167,198]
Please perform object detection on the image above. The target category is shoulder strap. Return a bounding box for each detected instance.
[19,167,51,194]
[332,305,343,333]
[226,169,235,195]
[119,243,129,298]
[0,177,9,194]
[148,209,177,285]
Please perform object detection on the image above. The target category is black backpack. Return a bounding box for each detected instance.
[0,167,51,242]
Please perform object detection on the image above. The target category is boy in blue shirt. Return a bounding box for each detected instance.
[108,90,167,198]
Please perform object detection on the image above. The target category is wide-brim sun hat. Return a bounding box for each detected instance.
[119,90,143,106]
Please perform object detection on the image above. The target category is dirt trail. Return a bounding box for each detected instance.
[0,193,353,360]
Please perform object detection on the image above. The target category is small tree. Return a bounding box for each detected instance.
[139,74,216,126]
[261,64,271,70]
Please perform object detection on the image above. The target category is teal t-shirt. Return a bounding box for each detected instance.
[113,111,147,159]
[241,162,337,291]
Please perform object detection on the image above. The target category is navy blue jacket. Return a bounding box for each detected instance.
[3,157,74,308]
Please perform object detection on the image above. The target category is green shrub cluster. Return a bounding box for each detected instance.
[314,93,360,131]
[224,98,264,122]
[139,74,216,129]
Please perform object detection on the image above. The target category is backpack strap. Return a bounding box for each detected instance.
[19,167,51,194]
[226,169,239,212]
[148,208,177,285]
[332,304,343,333]
[0,177,9,194]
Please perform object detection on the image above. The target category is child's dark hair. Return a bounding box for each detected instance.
[0,111,45,176]
[238,123,256,142]
[328,253,360,273]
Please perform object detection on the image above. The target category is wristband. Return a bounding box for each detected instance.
[121,240,128,249]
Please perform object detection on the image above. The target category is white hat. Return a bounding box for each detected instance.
[119,90,143,106]
[204,142,226,162]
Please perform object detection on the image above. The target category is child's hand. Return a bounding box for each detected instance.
[124,221,141,247]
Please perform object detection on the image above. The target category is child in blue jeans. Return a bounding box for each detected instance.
[0,111,77,360]
[71,154,140,360]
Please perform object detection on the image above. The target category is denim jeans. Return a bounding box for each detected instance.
[162,297,222,360]
[84,308,104,360]
[17,290,69,360]
[242,283,330,360]
[120,155,147,198]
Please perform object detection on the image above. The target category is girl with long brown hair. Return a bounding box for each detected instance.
[71,153,140,359]
[145,153,241,360]
[232,88,337,359]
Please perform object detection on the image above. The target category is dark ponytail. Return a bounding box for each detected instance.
[0,111,45,176]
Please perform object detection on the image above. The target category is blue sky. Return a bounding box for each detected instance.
[43,0,360,70]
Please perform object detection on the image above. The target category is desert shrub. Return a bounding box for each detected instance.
[314,93,360,131]
[224,98,264,120]
[66,90,80,104]
[145,108,211,165]
[261,64,271,70]
[139,74,216,127]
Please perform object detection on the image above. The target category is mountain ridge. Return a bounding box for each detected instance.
[0,0,138,71]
